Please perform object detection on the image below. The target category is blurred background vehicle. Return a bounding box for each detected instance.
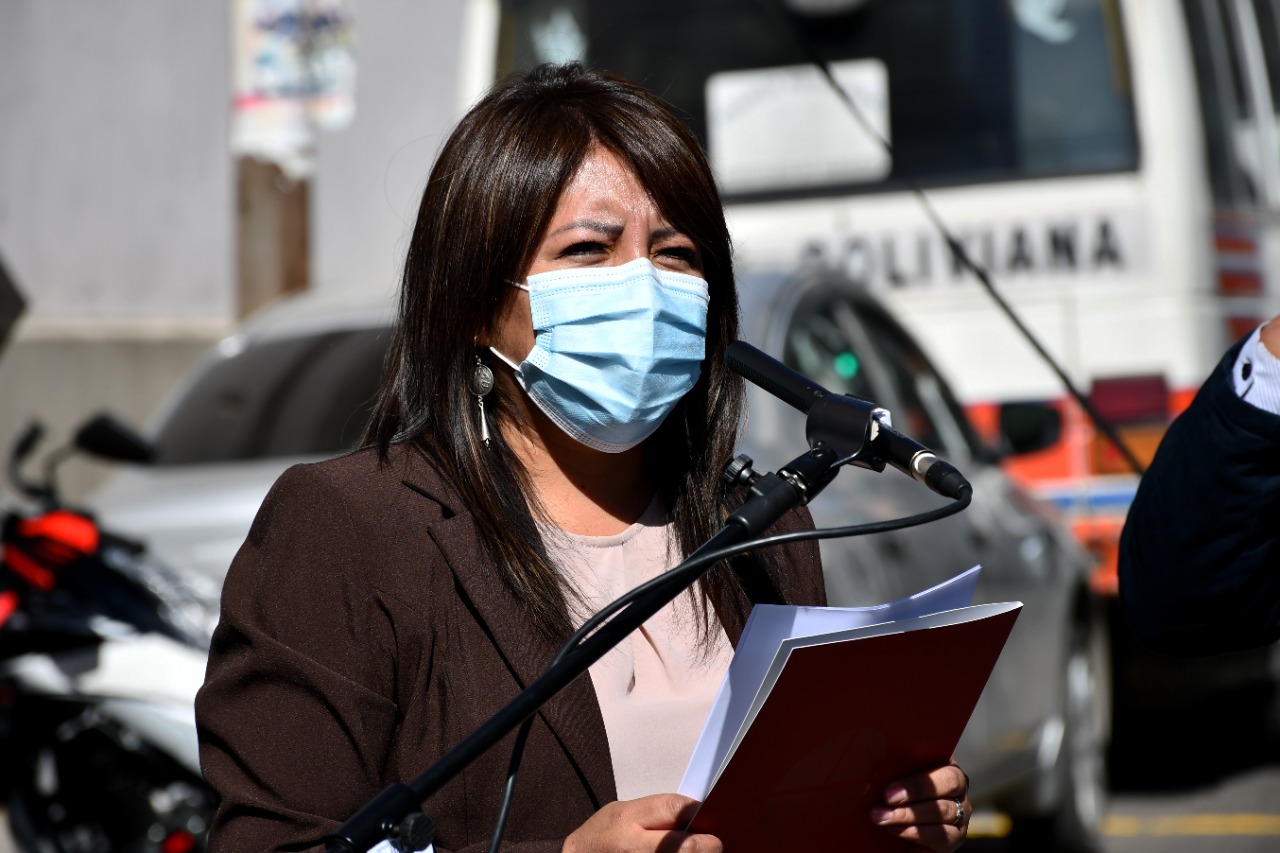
[82,293,394,588]
[82,265,1109,851]
[0,418,217,853]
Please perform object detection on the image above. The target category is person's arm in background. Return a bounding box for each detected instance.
[1118,317,1280,656]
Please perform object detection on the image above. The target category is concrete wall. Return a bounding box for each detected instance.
[0,1,236,497]
[312,0,470,303]
[0,1,235,322]
[0,0,471,499]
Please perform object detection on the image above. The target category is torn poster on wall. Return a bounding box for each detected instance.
[231,0,356,179]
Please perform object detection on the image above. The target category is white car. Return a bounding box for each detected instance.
[85,266,1108,852]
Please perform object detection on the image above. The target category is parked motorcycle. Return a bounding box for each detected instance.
[0,415,218,852]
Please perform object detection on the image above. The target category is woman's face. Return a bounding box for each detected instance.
[488,145,704,362]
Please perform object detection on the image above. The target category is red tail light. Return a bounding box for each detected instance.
[161,830,198,853]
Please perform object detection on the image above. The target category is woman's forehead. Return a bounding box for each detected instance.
[547,146,673,231]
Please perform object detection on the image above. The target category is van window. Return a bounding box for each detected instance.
[153,328,389,465]
[499,0,1139,198]
[1185,0,1258,204]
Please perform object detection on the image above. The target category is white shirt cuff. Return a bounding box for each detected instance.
[1232,325,1280,415]
[368,841,433,853]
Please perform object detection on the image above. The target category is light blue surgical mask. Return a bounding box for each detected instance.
[489,257,710,453]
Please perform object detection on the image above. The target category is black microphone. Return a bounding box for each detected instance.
[726,341,972,501]
[867,417,972,501]
[724,340,828,413]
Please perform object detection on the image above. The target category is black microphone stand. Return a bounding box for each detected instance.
[325,436,858,853]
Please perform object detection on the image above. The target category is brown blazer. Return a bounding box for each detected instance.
[195,443,826,853]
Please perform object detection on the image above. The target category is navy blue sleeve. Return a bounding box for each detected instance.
[1118,338,1280,657]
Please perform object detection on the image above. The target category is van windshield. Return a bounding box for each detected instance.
[498,0,1139,199]
[152,328,389,465]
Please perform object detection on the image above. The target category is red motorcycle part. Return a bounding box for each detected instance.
[2,510,101,591]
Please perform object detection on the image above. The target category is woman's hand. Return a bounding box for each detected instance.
[563,794,722,853]
[869,761,970,852]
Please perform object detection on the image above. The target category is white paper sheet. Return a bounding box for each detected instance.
[368,841,432,853]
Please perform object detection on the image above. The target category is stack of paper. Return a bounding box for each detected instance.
[680,566,1021,853]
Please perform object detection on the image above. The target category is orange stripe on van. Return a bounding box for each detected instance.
[1218,271,1264,295]
[1214,234,1256,253]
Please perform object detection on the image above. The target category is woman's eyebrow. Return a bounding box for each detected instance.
[549,219,624,238]
[651,226,689,243]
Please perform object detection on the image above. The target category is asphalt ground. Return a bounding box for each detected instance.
[967,643,1280,853]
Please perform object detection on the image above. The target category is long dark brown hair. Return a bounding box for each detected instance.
[366,62,778,639]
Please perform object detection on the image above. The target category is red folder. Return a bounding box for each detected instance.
[687,602,1021,852]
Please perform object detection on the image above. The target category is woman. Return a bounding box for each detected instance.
[196,62,971,852]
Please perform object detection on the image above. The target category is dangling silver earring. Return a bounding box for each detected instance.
[470,355,495,445]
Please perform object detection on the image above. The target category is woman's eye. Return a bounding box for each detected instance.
[660,246,701,266]
[562,241,606,257]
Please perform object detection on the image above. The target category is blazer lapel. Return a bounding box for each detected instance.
[409,478,616,808]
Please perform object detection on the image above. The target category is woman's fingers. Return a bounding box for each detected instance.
[628,794,722,852]
[871,761,970,852]
[627,793,700,829]
[882,762,969,805]
[871,795,965,827]
[564,794,723,853]
[871,796,969,853]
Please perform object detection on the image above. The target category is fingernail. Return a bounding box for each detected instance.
[870,806,893,824]
[884,785,908,805]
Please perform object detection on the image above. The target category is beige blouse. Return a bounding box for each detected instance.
[543,498,736,801]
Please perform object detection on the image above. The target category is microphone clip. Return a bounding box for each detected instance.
[805,393,888,472]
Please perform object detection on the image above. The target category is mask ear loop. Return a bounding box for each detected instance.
[470,347,495,446]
